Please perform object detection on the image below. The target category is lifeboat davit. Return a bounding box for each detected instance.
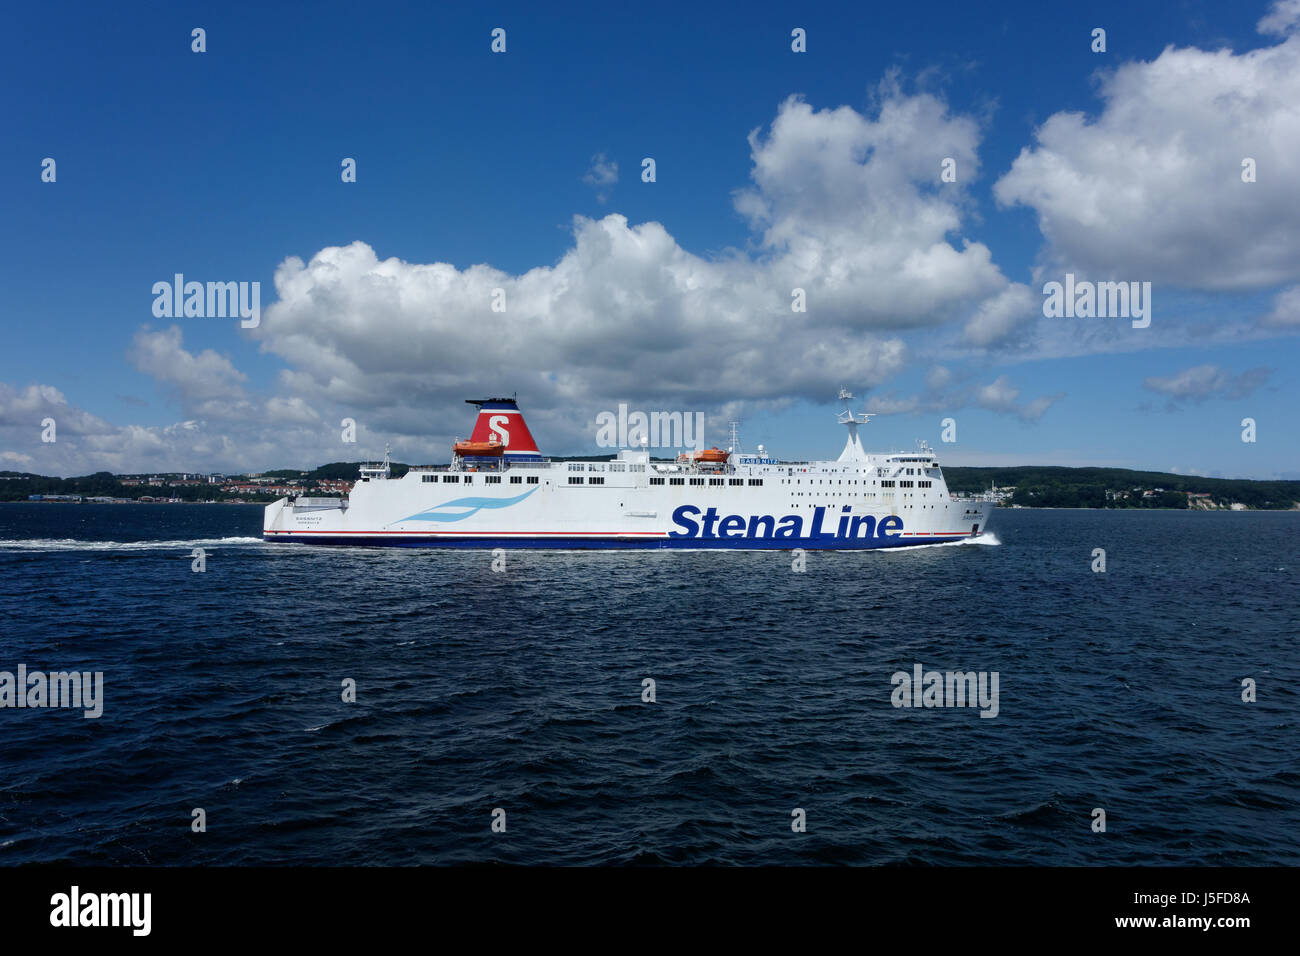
[453,440,505,457]
[689,447,729,463]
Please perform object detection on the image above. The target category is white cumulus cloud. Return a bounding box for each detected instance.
[582,152,619,203]
[251,89,1029,454]
[995,6,1300,291]
[1142,363,1271,404]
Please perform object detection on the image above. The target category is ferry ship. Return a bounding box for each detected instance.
[263,391,995,549]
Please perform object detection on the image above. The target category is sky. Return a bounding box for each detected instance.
[1,0,1298,479]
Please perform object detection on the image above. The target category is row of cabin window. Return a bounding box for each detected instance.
[422,474,539,484]
[647,477,764,486]
[781,478,936,485]
[419,472,926,491]
[786,485,935,495]
[567,463,647,472]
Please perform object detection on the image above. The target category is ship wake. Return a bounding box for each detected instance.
[0,536,266,552]
[882,531,1002,552]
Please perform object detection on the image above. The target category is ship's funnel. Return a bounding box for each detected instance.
[466,397,542,460]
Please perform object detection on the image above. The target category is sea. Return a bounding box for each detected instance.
[0,503,1296,865]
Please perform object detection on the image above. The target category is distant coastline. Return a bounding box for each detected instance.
[9,501,1297,513]
[942,465,1299,511]
[3,461,1297,511]
[5,499,262,505]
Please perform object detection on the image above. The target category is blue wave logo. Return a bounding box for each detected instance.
[396,487,538,523]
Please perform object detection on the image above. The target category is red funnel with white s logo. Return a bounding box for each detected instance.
[465,398,542,460]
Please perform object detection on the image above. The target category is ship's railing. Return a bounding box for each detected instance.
[292,496,347,511]
[407,460,514,473]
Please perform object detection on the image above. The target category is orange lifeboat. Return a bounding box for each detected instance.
[453,440,505,457]
[690,447,729,463]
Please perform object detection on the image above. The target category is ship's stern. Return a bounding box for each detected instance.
[263,497,290,539]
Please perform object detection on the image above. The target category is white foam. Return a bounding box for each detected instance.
[881,531,1002,552]
[0,536,265,552]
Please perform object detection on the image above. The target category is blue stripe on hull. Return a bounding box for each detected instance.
[263,534,972,550]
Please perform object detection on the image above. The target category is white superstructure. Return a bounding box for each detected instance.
[263,393,995,550]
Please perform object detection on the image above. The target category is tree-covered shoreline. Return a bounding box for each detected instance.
[943,466,1299,510]
[3,463,1297,510]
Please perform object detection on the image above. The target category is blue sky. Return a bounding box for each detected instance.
[2,0,1297,478]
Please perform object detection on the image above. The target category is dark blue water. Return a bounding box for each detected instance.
[0,503,1296,865]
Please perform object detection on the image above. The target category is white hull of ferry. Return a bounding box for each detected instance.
[263,395,995,550]
[263,480,992,549]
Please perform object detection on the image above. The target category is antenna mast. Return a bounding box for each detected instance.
[836,388,873,462]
